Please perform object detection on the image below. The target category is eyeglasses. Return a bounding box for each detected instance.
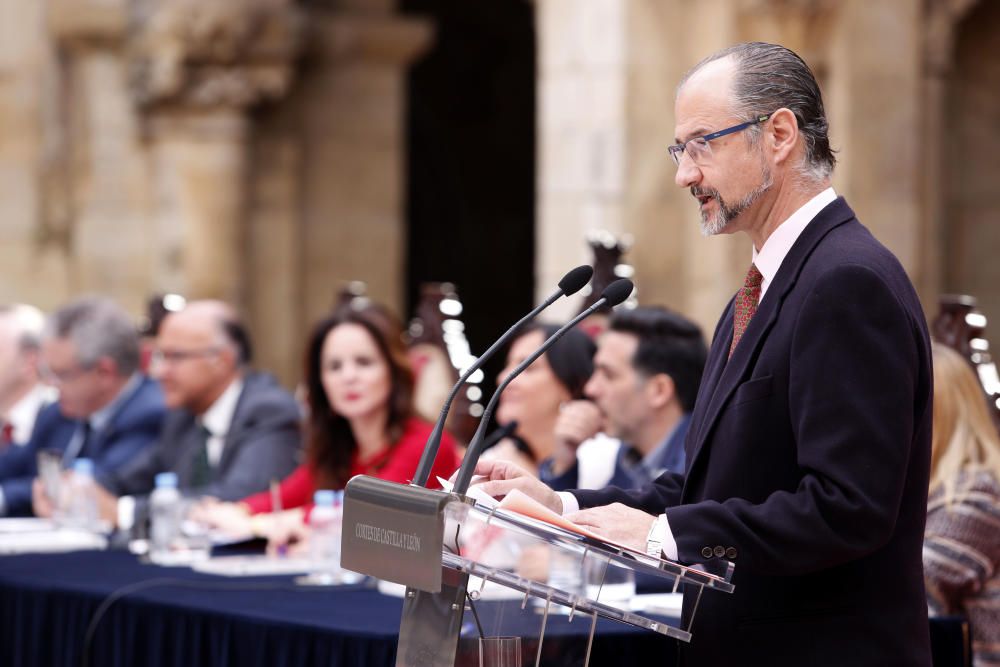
[40,363,95,385]
[151,348,221,366]
[667,112,773,167]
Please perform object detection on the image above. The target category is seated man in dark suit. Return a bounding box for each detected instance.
[0,296,166,516]
[94,300,302,531]
[539,306,707,491]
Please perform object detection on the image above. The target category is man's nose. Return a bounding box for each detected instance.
[674,154,701,189]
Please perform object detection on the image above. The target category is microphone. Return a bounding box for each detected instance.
[452,278,634,495]
[411,265,594,486]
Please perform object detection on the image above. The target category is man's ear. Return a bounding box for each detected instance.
[645,373,675,410]
[216,344,239,369]
[94,356,118,378]
[768,107,799,166]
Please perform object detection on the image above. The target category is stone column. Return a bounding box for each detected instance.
[293,11,431,321]
[128,0,304,308]
[243,5,431,385]
[534,0,749,335]
[0,0,95,309]
[827,0,923,277]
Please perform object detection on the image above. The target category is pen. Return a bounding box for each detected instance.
[271,480,287,558]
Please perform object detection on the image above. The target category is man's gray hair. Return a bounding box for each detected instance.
[0,304,45,351]
[46,296,140,376]
[679,42,836,181]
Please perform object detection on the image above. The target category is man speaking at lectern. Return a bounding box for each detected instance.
[476,42,933,666]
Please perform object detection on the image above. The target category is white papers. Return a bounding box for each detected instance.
[192,555,314,577]
[0,528,107,554]
[0,518,57,534]
[437,476,498,509]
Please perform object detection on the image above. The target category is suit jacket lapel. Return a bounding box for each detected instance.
[685,198,856,477]
[685,300,734,465]
[215,377,251,473]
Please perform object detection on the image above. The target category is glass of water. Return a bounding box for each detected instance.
[479,636,521,667]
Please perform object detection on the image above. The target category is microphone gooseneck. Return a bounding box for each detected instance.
[411,265,594,487]
[452,278,633,495]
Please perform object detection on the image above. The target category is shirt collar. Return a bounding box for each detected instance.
[5,383,56,443]
[200,377,244,438]
[88,373,143,433]
[752,187,837,302]
[641,413,691,470]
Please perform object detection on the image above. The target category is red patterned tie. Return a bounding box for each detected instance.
[0,422,13,449]
[730,263,763,358]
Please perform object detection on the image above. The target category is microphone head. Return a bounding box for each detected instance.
[557,265,594,296]
[600,278,634,307]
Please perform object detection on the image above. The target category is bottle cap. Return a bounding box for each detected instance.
[314,490,335,506]
[155,472,178,488]
[72,458,94,476]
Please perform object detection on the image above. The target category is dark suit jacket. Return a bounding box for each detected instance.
[0,376,166,516]
[573,199,933,666]
[100,372,301,507]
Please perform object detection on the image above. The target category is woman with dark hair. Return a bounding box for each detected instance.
[484,323,595,476]
[195,302,459,536]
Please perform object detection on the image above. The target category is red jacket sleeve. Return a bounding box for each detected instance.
[243,464,316,514]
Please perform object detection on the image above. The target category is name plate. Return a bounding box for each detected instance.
[341,475,451,593]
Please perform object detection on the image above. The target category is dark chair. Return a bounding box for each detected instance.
[930,616,972,667]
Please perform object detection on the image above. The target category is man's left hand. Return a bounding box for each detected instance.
[92,483,119,527]
[566,503,657,553]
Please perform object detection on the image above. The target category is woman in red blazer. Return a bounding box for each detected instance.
[195,302,459,537]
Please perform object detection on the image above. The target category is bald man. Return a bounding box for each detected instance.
[0,304,54,448]
[95,301,301,530]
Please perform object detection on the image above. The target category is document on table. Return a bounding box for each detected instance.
[0,518,57,533]
[192,555,314,577]
[0,528,107,554]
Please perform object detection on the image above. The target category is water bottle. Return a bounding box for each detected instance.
[67,458,100,531]
[308,490,343,584]
[150,472,182,562]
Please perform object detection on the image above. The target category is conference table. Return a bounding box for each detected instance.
[0,549,679,667]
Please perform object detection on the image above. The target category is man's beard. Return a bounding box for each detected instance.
[693,165,773,236]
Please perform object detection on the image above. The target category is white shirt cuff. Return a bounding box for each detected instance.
[0,487,7,517]
[556,491,579,515]
[117,495,136,532]
[662,513,678,560]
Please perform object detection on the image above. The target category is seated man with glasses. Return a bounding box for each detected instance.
[0,296,166,517]
[91,300,301,533]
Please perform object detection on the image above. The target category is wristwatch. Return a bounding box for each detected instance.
[646,513,668,558]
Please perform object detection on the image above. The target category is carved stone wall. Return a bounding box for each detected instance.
[0,0,427,386]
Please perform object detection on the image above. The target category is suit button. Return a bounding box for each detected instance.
[713,546,725,558]
[701,547,713,559]
[726,547,737,559]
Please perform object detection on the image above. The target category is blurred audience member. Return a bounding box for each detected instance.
[194,302,460,540]
[137,293,186,373]
[540,306,706,491]
[0,304,54,449]
[485,324,595,476]
[924,343,1000,666]
[0,296,165,517]
[95,300,300,531]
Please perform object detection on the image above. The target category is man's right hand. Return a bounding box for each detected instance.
[31,478,54,518]
[472,460,564,515]
[550,400,604,475]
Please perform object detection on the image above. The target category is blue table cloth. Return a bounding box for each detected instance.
[0,550,676,667]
